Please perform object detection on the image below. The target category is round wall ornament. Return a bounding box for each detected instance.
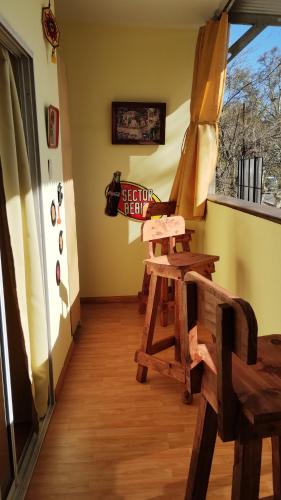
[50,200,56,226]
[59,230,63,255]
[56,260,61,286]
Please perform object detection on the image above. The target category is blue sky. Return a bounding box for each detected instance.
[229,24,281,69]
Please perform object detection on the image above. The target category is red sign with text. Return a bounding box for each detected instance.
[118,181,161,221]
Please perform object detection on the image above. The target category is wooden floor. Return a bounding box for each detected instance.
[27,303,274,499]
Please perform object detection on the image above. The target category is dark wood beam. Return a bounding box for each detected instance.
[229,12,281,26]
[228,24,266,63]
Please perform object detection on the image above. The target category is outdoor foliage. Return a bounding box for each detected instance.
[216,47,281,201]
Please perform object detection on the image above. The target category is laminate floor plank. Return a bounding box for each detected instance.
[26,304,273,499]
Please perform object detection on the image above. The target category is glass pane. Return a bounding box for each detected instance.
[244,159,249,188]
[249,187,254,202]
[249,158,254,188]
[0,351,14,498]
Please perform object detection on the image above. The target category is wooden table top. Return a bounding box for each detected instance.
[200,334,281,430]
[237,334,281,425]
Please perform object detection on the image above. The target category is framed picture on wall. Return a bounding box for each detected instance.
[47,105,59,148]
[112,102,166,145]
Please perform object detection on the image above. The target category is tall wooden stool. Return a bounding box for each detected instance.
[135,216,219,402]
[138,201,194,326]
[184,271,281,500]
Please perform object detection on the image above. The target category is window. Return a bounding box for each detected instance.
[216,23,281,206]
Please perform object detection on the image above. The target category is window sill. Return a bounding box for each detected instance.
[207,195,281,225]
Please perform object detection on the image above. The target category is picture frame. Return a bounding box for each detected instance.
[112,102,166,145]
[47,105,59,148]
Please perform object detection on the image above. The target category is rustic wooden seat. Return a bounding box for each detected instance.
[184,271,281,500]
[137,201,194,326]
[135,217,219,402]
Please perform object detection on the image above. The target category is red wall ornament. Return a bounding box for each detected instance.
[47,105,59,148]
[42,2,60,63]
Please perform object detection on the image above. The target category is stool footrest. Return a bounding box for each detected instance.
[148,335,175,355]
[135,351,185,383]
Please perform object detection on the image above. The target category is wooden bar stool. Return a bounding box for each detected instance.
[138,201,194,326]
[184,271,281,500]
[135,216,219,402]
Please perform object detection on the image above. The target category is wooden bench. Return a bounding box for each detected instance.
[184,271,281,500]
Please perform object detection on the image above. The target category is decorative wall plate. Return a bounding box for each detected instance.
[56,260,61,286]
[59,230,63,255]
[50,200,56,226]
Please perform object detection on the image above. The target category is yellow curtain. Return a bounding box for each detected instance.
[0,48,49,417]
[170,12,229,219]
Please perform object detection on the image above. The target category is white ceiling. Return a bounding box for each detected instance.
[56,0,226,27]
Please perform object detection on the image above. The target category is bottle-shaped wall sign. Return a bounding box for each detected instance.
[105,171,122,217]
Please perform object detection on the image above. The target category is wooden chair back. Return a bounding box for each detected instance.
[143,201,176,219]
[142,215,186,258]
[142,215,185,242]
[184,271,258,441]
[185,271,257,364]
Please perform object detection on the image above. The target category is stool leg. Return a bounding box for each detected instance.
[185,396,217,500]
[231,437,262,500]
[160,277,169,327]
[272,436,281,498]
[159,239,169,327]
[175,280,193,404]
[138,265,150,314]
[136,274,161,383]
[174,280,182,363]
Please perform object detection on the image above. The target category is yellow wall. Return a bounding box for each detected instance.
[0,0,73,386]
[191,200,281,335]
[58,20,198,297]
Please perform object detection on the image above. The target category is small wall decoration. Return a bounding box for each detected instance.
[56,260,61,286]
[56,182,63,223]
[59,230,63,255]
[50,200,56,226]
[57,207,61,224]
[42,1,60,63]
[112,102,166,145]
[105,171,121,216]
[57,182,63,206]
[47,105,59,148]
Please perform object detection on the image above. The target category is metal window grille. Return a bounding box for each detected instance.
[237,157,263,203]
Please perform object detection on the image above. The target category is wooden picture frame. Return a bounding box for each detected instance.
[47,105,59,148]
[112,102,166,145]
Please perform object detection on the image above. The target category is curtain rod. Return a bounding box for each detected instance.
[213,0,236,19]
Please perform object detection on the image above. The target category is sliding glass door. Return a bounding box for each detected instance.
[0,20,54,500]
